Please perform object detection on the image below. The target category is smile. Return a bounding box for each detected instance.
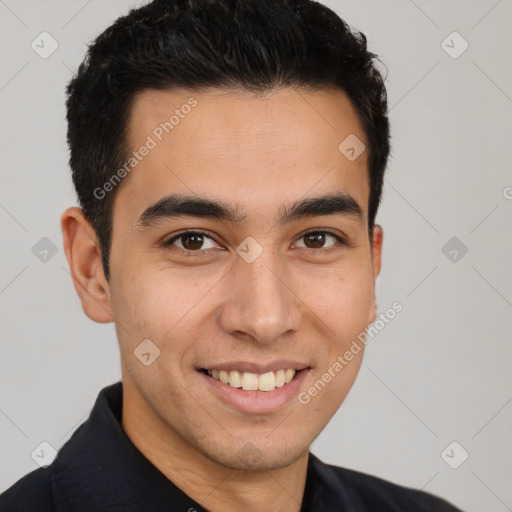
[197,365,310,414]
[202,368,297,392]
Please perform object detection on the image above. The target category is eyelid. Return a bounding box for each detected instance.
[299,227,347,243]
[294,228,348,251]
[164,229,221,252]
[162,228,348,255]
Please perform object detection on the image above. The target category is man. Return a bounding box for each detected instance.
[0,0,463,510]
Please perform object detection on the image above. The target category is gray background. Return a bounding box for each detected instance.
[1,1,511,510]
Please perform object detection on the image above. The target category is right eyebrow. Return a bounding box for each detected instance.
[135,192,364,229]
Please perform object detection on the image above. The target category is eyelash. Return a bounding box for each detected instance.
[163,229,348,257]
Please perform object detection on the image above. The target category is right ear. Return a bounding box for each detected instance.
[60,207,113,323]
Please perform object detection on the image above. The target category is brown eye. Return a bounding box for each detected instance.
[181,233,205,250]
[303,232,326,249]
[296,230,345,250]
[165,231,218,252]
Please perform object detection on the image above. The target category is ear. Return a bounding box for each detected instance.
[368,224,383,325]
[61,207,113,323]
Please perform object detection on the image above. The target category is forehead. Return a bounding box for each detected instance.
[127,86,365,150]
[116,86,369,226]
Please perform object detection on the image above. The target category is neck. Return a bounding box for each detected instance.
[121,378,309,512]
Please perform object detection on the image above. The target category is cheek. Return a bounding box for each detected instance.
[111,265,219,348]
[111,248,374,348]
[294,263,374,334]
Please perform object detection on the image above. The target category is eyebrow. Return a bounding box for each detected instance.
[135,192,364,229]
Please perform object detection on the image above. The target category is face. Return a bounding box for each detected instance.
[69,86,383,472]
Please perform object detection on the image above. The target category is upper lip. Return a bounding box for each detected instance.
[199,360,311,374]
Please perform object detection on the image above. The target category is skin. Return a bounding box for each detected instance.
[61,86,383,512]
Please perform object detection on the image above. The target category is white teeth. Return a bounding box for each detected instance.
[274,369,285,387]
[258,372,275,391]
[284,369,295,384]
[228,370,242,388]
[241,372,259,391]
[207,368,298,391]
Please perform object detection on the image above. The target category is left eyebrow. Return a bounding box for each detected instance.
[135,192,365,229]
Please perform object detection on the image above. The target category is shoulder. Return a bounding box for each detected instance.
[0,467,55,512]
[314,456,463,511]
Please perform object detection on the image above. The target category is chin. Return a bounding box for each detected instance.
[203,437,309,472]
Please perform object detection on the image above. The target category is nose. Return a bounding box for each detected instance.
[218,247,303,345]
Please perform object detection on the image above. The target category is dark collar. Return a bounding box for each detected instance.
[50,381,363,512]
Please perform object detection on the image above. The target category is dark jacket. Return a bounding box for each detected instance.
[0,381,463,511]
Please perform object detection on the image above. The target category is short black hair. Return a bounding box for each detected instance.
[66,0,390,281]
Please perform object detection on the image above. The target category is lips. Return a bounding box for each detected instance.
[197,365,311,414]
[203,360,310,374]
[198,360,309,392]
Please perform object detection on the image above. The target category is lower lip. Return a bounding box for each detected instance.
[197,369,310,414]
